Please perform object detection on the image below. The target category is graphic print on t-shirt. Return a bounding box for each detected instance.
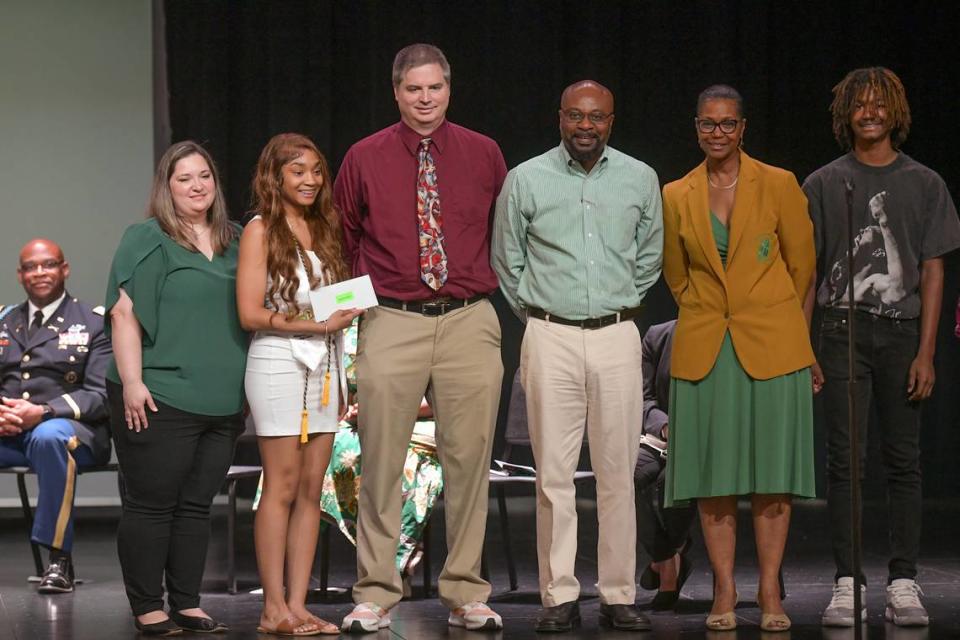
[819,190,907,318]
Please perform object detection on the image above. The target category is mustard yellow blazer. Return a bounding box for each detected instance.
[662,151,816,381]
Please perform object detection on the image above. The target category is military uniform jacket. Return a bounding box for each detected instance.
[0,295,111,463]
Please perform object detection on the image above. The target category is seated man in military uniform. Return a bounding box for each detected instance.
[0,238,111,593]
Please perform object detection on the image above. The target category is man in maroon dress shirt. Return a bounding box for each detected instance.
[334,43,507,633]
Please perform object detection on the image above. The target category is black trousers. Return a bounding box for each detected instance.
[818,309,922,584]
[635,442,696,563]
[108,381,243,615]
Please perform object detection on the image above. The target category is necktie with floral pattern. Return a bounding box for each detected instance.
[416,138,448,290]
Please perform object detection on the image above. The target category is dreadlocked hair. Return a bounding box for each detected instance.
[251,133,348,320]
[830,67,911,151]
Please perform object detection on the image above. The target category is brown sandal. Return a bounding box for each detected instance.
[256,615,322,637]
[307,616,340,635]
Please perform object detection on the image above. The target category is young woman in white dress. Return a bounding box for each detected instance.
[237,133,362,636]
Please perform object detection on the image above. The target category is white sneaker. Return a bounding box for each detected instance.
[885,579,929,627]
[822,577,867,627]
[448,601,503,630]
[342,602,391,634]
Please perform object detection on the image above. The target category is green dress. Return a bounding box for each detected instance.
[104,219,248,415]
[664,213,815,506]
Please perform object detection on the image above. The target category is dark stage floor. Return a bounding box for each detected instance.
[1,495,958,639]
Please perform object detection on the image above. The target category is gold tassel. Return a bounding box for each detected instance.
[300,409,309,444]
[321,371,331,407]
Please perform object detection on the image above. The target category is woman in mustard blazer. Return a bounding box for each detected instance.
[661,85,817,633]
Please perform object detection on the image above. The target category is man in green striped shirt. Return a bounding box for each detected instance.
[492,80,662,633]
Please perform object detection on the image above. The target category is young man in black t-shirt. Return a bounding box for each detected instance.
[803,67,960,628]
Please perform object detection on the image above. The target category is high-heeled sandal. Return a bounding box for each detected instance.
[758,572,790,630]
[705,590,739,631]
[705,611,737,631]
[760,612,792,632]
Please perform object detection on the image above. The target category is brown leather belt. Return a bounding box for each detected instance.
[527,306,643,329]
[379,295,486,316]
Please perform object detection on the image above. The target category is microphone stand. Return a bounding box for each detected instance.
[844,178,864,637]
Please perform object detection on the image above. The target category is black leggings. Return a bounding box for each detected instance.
[108,381,242,615]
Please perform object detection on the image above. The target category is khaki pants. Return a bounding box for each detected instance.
[353,300,502,609]
[520,317,643,607]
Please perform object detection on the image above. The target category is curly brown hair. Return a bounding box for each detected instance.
[251,133,347,319]
[830,67,911,151]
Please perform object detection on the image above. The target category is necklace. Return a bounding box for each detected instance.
[188,222,211,236]
[708,172,739,190]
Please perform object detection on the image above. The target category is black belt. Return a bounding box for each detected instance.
[379,295,486,316]
[527,306,643,329]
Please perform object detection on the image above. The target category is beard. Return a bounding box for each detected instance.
[563,135,604,166]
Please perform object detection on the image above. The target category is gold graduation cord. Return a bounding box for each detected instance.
[299,411,309,444]
[300,335,334,444]
[289,228,335,443]
[290,231,316,445]
[300,368,310,444]
[321,371,331,408]
[321,332,333,409]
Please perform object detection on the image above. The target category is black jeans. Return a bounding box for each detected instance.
[635,442,696,563]
[108,381,243,615]
[818,309,922,584]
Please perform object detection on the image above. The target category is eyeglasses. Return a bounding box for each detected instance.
[696,118,740,134]
[19,259,63,273]
[562,109,613,124]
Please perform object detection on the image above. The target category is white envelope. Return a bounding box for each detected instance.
[309,275,379,320]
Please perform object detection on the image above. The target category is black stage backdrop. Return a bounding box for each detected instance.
[164,1,960,497]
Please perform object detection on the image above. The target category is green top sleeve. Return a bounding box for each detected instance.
[104,220,167,343]
[104,218,247,416]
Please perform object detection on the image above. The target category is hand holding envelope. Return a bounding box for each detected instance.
[309,275,379,330]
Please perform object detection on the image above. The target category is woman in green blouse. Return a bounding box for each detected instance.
[105,141,247,636]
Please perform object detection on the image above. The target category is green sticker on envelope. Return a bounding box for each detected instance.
[309,274,378,319]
